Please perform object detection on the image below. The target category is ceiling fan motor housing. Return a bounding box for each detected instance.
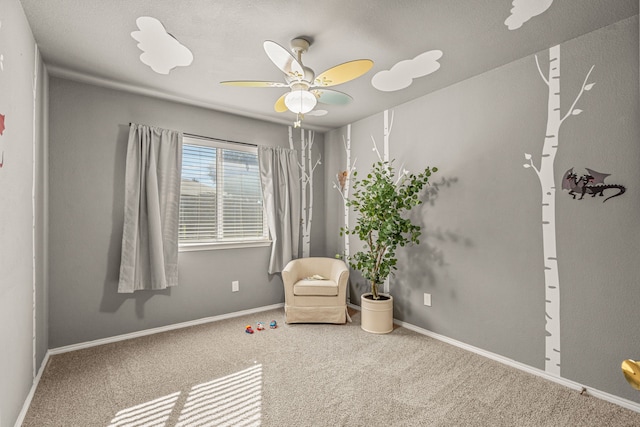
[290,37,311,55]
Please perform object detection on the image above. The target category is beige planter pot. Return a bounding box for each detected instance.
[360,293,393,334]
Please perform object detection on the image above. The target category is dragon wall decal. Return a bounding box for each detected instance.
[562,168,626,202]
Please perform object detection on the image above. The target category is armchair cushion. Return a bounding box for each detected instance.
[293,279,338,296]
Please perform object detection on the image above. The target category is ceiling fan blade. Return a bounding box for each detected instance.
[313,59,374,87]
[305,110,328,117]
[221,80,288,88]
[274,93,288,112]
[312,89,353,105]
[264,40,304,79]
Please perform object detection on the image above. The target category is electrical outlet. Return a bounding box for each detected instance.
[423,293,431,307]
[232,280,239,292]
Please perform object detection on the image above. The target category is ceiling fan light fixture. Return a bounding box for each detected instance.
[284,89,317,114]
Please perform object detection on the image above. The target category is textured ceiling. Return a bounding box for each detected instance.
[19,0,638,132]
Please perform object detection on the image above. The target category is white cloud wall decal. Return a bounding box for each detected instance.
[131,16,193,75]
[371,50,443,92]
[504,0,554,30]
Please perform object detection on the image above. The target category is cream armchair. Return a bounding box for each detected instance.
[281,257,349,324]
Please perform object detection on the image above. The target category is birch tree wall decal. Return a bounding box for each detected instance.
[335,110,395,261]
[523,45,595,376]
[289,127,320,258]
[379,110,393,293]
[333,124,356,260]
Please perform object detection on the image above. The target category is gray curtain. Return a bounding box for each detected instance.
[118,124,182,293]
[258,146,301,274]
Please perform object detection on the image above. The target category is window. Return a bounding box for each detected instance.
[179,136,268,250]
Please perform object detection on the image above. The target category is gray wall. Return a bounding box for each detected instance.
[47,78,325,348]
[325,16,640,402]
[0,1,47,425]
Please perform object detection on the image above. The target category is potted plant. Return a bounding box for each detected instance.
[341,159,436,333]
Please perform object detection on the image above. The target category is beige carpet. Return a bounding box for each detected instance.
[23,308,640,426]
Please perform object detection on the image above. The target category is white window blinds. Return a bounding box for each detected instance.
[179,136,267,246]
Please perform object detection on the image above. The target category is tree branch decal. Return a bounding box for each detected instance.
[560,65,595,125]
[535,54,549,86]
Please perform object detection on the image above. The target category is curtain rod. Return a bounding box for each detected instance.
[183,132,257,148]
[128,123,257,148]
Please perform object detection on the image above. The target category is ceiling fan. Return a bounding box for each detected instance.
[221,37,374,127]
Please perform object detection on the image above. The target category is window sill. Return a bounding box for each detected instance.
[179,240,272,252]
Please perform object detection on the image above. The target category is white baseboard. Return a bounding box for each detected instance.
[49,303,284,355]
[14,351,50,427]
[395,319,640,414]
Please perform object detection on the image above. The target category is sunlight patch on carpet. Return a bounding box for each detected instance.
[108,391,181,426]
[107,364,262,427]
[176,363,262,427]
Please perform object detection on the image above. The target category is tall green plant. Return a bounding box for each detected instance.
[341,160,436,300]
